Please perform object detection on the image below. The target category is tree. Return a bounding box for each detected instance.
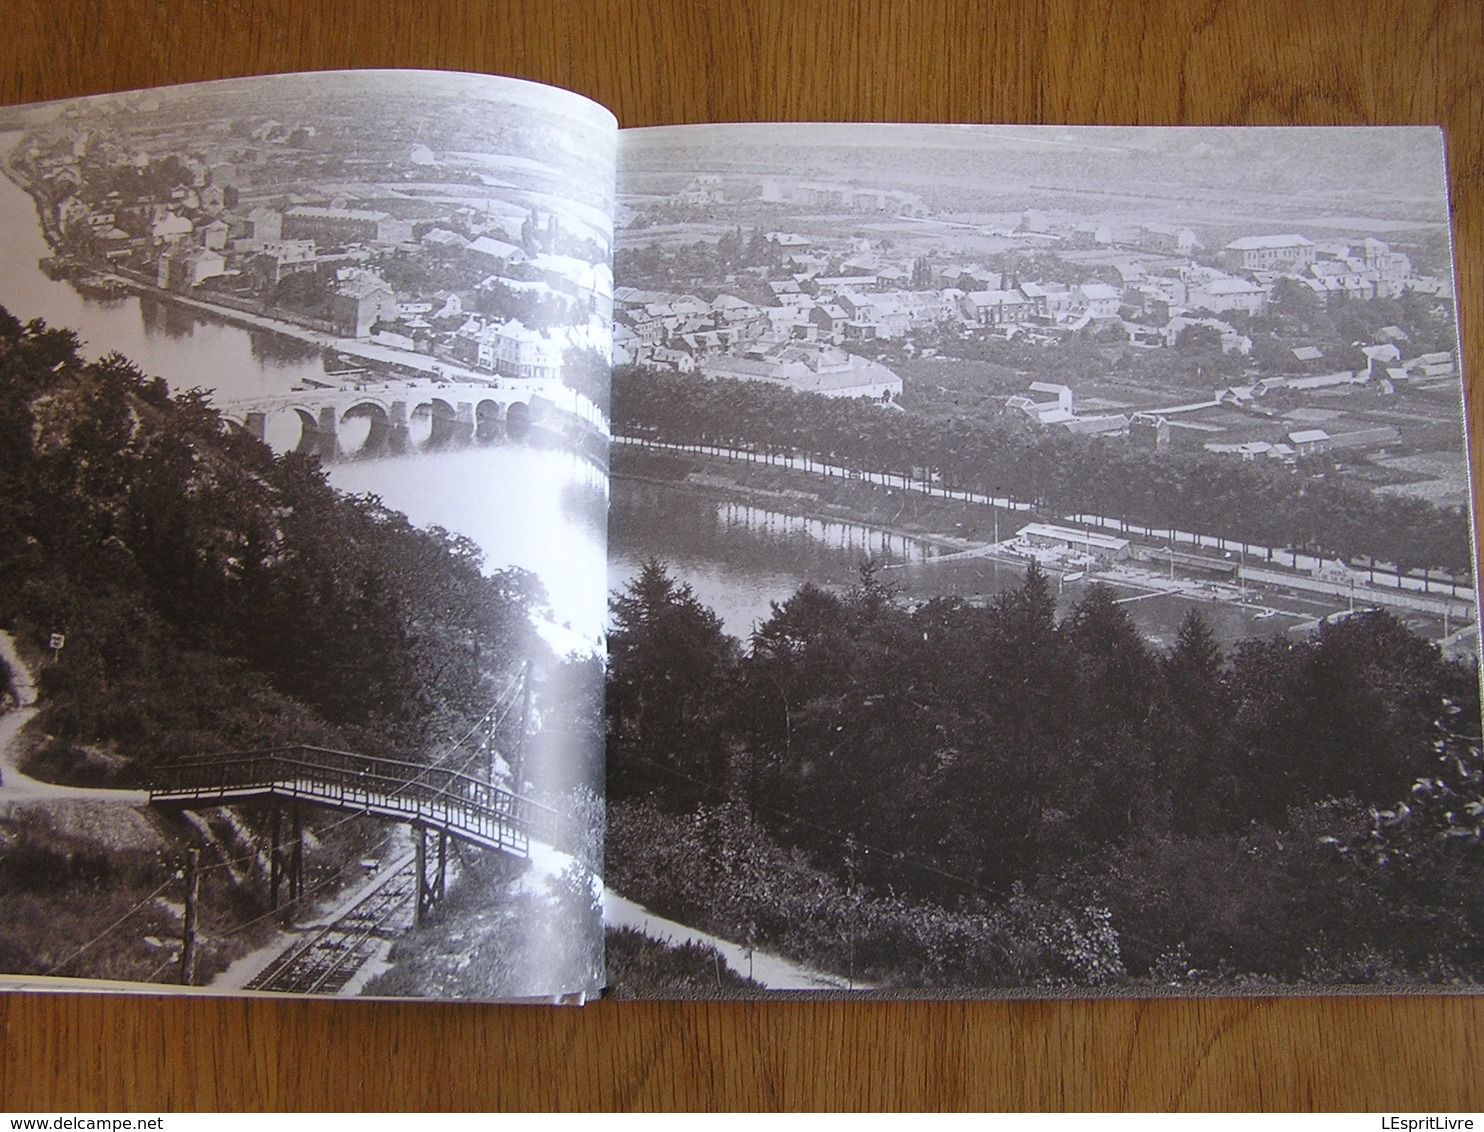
[1175,323,1223,354]
[607,560,739,807]
[1160,612,1236,834]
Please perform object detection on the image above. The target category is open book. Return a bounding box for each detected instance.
[0,70,1477,1002]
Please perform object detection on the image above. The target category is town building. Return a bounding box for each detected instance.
[1288,428,1330,458]
[1187,274,1267,316]
[157,244,225,290]
[1221,234,1316,271]
[283,206,413,246]
[251,239,318,287]
[329,271,397,337]
[703,344,903,402]
[1016,523,1131,563]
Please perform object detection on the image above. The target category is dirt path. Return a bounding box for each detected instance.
[603,890,864,992]
[0,631,149,804]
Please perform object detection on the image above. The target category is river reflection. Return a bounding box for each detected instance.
[609,478,1293,651]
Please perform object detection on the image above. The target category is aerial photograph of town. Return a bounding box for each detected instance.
[603,123,1484,996]
[0,70,615,1000]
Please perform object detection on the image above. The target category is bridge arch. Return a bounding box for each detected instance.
[474,398,505,442]
[505,399,532,439]
[408,396,473,450]
[338,400,396,457]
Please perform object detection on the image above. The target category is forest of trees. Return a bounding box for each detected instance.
[612,367,1474,576]
[0,308,544,778]
[606,559,1484,989]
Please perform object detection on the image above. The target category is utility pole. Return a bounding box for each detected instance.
[269,806,281,910]
[180,847,200,986]
[512,659,533,790]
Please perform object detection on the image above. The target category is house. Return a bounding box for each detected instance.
[650,346,697,373]
[959,289,1031,327]
[1164,315,1251,354]
[1361,343,1402,378]
[329,272,397,338]
[1361,237,1412,296]
[711,294,758,323]
[251,239,317,286]
[703,344,903,402]
[1215,385,1259,406]
[1060,413,1129,438]
[1222,234,1315,271]
[283,206,413,246]
[491,321,565,381]
[150,211,194,243]
[1327,426,1401,451]
[1006,382,1076,426]
[1288,428,1330,458]
[1140,224,1199,256]
[242,206,282,246]
[1304,260,1376,301]
[157,244,224,290]
[200,218,230,252]
[467,235,524,263]
[198,184,227,215]
[1204,441,1283,462]
[1077,282,1122,319]
[1405,352,1456,379]
[1282,370,1367,392]
[1187,275,1267,316]
[1129,412,1170,451]
[808,303,849,340]
[676,175,723,205]
[421,228,471,251]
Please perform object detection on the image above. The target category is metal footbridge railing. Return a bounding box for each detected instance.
[149,745,559,858]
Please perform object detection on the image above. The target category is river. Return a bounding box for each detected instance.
[608,476,1306,651]
[0,130,608,648]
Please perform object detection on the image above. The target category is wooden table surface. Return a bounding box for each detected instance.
[3,0,1483,1112]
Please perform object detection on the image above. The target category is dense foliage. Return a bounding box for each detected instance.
[613,367,1473,575]
[606,559,1484,988]
[0,309,539,770]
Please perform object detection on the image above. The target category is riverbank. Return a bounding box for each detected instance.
[0,133,609,434]
[615,443,1306,608]
[612,440,1475,646]
[613,440,1020,559]
[69,265,604,420]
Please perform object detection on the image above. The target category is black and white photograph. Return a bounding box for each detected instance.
[2,78,1480,1006]
[603,124,1482,996]
[0,71,614,1000]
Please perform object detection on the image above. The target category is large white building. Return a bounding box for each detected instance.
[1222,234,1316,271]
[476,320,565,381]
[704,345,903,402]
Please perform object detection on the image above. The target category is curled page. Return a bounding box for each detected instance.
[0,70,615,1001]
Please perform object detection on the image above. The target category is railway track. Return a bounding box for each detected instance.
[246,853,418,995]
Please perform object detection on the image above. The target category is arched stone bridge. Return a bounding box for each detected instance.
[219,379,555,461]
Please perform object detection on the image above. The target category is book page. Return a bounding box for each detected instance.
[0,71,614,1001]
[607,122,1480,997]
